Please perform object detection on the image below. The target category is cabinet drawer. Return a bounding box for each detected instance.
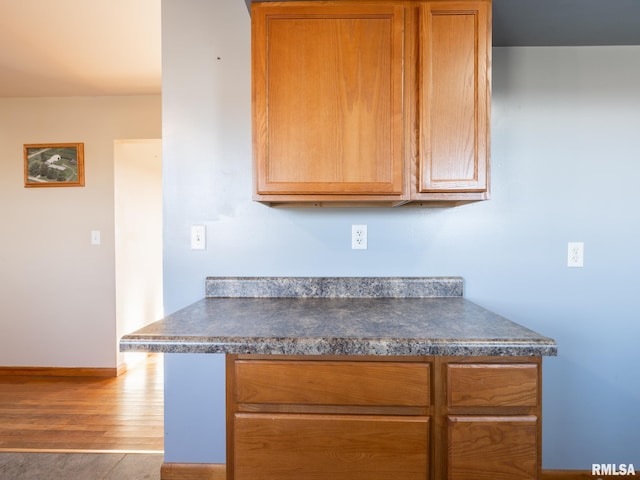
[235,360,430,407]
[447,363,538,407]
[448,415,538,480]
[234,413,429,480]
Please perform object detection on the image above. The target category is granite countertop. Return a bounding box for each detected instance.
[119,277,557,357]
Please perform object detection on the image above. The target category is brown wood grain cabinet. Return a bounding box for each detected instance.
[234,414,429,480]
[448,416,538,480]
[227,355,542,479]
[411,1,490,202]
[252,1,406,205]
[444,360,541,480]
[251,0,491,206]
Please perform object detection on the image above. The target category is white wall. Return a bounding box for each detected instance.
[0,95,161,368]
[162,0,640,469]
[115,139,163,367]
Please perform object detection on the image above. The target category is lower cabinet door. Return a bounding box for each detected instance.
[447,416,538,480]
[234,413,429,480]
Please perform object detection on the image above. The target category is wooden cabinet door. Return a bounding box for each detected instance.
[234,413,429,480]
[447,416,538,480]
[414,1,490,197]
[252,2,405,199]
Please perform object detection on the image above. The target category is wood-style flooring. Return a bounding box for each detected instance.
[0,452,163,480]
[0,355,163,453]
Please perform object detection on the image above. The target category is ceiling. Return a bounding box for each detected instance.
[244,0,640,46]
[0,0,161,98]
[492,0,640,46]
[1,0,638,98]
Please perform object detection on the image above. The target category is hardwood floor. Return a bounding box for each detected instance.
[0,355,163,453]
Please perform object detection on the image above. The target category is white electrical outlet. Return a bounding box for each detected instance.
[191,225,206,250]
[567,242,584,267]
[352,224,367,250]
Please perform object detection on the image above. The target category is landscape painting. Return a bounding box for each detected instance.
[24,143,85,187]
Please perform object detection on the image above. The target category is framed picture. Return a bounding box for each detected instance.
[24,143,85,188]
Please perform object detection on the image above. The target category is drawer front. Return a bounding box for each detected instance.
[235,360,430,407]
[447,363,538,407]
[234,413,429,480]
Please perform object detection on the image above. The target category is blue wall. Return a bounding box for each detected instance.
[162,0,640,469]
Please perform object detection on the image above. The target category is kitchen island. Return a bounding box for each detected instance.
[121,277,557,480]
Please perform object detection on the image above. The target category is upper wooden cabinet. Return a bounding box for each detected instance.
[411,1,490,201]
[252,0,491,206]
[252,2,406,205]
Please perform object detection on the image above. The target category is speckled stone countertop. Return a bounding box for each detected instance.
[119,277,557,357]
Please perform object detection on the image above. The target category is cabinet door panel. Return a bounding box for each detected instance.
[234,413,429,480]
[448,416,538,480]
[253,3,405,196]
[417,1,490,193]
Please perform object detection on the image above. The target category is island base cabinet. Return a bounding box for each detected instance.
[233,413,429,480]
[227,355,541,480]
[447,416,538,480]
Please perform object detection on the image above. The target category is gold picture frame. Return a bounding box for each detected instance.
[24,143,85,188]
